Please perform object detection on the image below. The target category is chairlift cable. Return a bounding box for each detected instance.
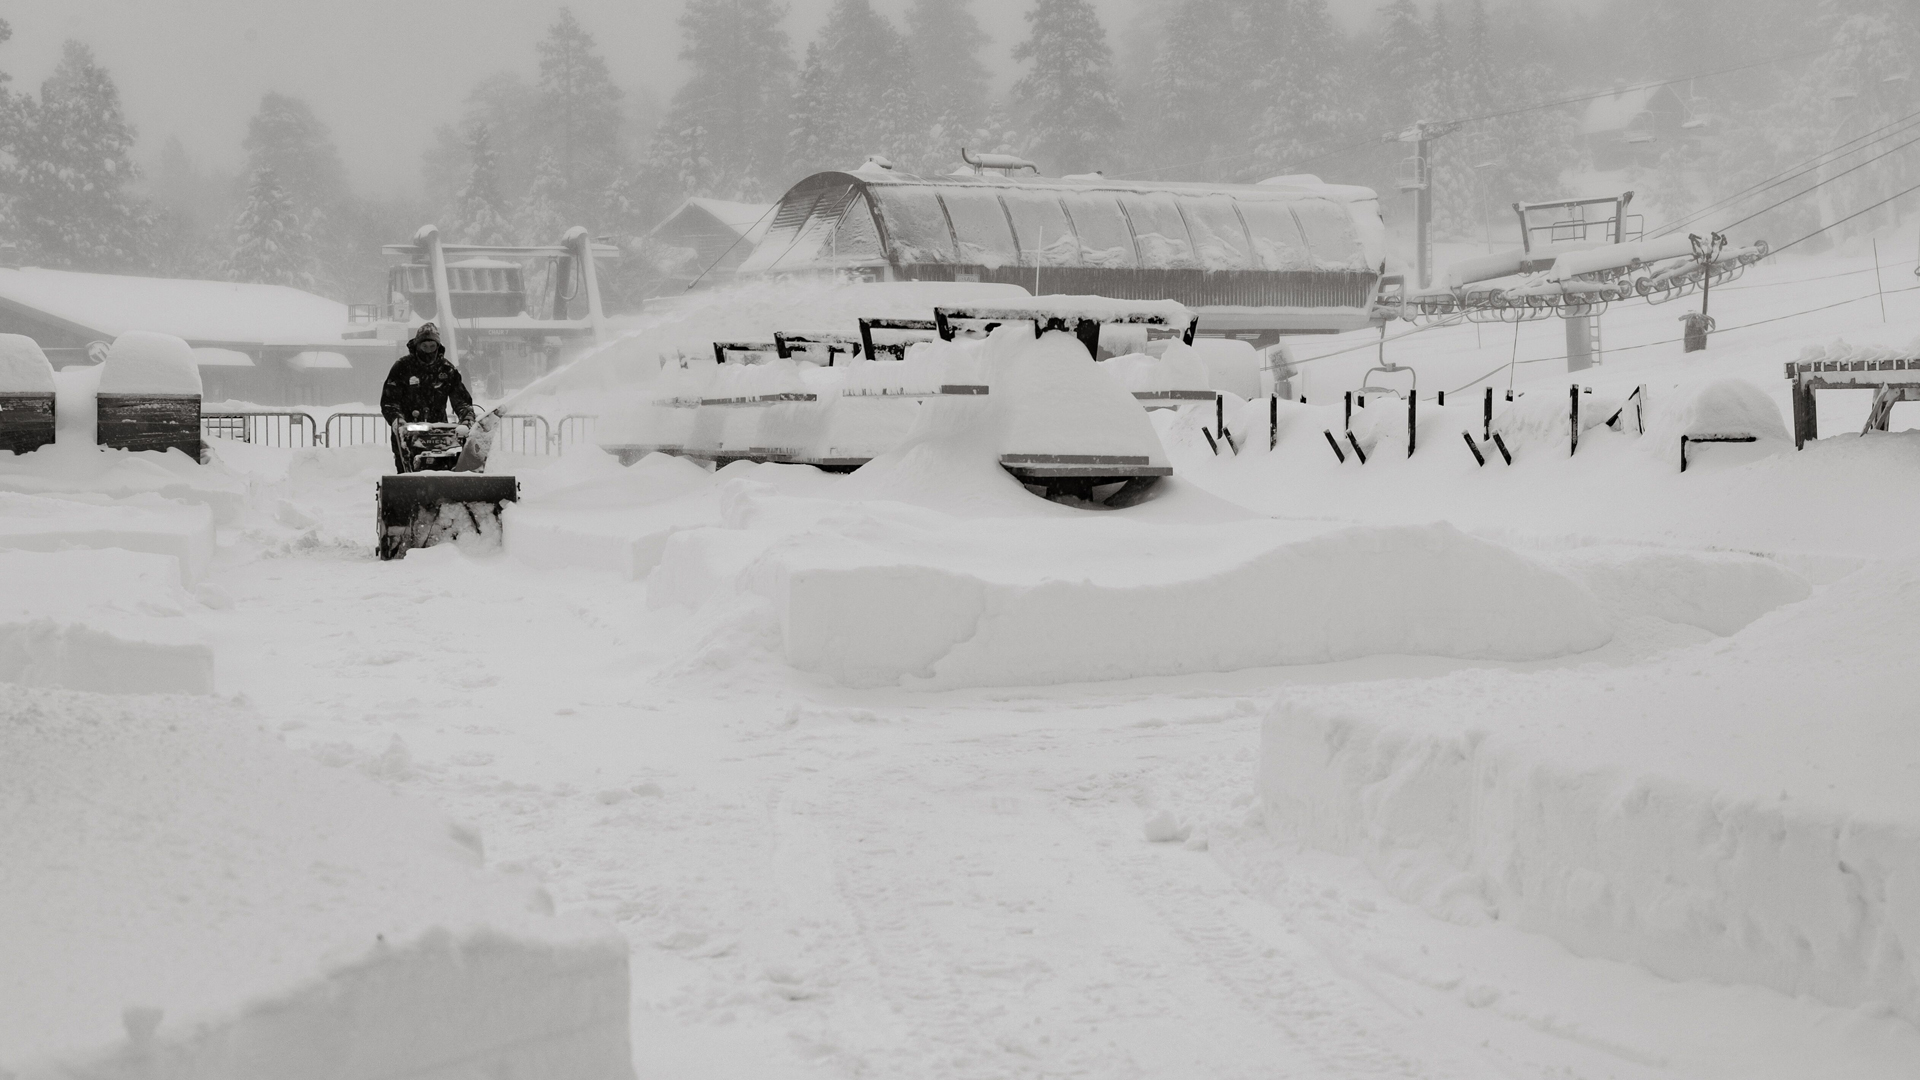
[1650,107,1920,236]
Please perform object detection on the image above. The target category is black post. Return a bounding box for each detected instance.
[1437,390,1446,406]
[1344,390,1352,430]
[1203,428,1220,456]
[1492,432,1512,464]
[1407,392,1417,457]
[1216,394,1225,439]
[1346,431,1368,464]
[1569,384,1580,456]
[1462,430,1486,466]
[1323,429,1346,463]
[1270,394,1278,450]
[1484,386,1492,442]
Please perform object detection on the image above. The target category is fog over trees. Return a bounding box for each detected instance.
[0,1,1915,307]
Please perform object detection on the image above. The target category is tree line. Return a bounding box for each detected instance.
[0,1,1915,311]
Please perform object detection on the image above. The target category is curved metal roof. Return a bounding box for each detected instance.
[738,170,1384,278]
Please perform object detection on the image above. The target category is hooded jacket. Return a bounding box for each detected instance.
[380,330,476,426]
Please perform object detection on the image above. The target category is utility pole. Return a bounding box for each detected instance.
[1384,120,1463,291]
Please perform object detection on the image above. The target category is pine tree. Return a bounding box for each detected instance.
[241,93,349,216]
[787,0,926,175]
[9,41,151,271]
[515,150,570,245]
[1143,0,1239,178]
[447,124,512,245]
[907,0,990,135]
[647,0,795,202]
[789,42,850,173]
[1252,0,1347,175]
[225,167,317,289]
[536,7,626,224]
[422,74,543,218]
[1012,0,1124,175]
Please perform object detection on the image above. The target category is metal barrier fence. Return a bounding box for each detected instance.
[201,412,320,447]
[557,415,598,452]
[492,414,552,455]
[195,410,596,453]
[324,412,391,448]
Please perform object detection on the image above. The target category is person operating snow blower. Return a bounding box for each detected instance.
[381,323,476,472]
[374,323,518,560]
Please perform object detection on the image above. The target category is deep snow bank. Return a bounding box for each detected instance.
[1259,550,1917,1023]
[0,549,212,693]
[0,491,215,581]
[1,686,632,1079]
[767,520,1611,688]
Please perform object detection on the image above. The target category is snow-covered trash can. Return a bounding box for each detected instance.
[97,331,203,459]
[0,333,55,456]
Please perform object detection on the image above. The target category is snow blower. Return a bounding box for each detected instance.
[376,414,519,560]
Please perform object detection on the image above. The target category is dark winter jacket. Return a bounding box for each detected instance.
[380,348,476,426]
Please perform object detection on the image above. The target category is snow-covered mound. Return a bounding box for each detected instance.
[0,491,215,581]
[99,331,202,396]
[1259,548,1916,1024]
[0,549,212,693]
[774,520,1610,688]
[0,685,632,1080]
[0,332,55,393]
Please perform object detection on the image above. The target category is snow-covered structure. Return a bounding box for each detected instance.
[736,170,1387,347]
[0,267,391,404]
[645,198,774,289]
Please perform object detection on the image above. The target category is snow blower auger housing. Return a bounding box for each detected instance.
[376,421,519,560]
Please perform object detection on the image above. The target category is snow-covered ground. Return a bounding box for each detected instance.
[5,247,1920,1077]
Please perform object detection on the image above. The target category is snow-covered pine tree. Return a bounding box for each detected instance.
[789,41,854,174]
[515,149,570,245]
[907,0,991,136]
[225,167,317,289]
[1774,0,1920,243]
[8,41,151,271]
[1252,0,1348,176]
[241,93,349,219]
[648,0,795,202]
[447,124,513,246]
[787,0,926,175]
[1012,0,1124,175]
[536,7,625,225]
[1143,0,1240,179]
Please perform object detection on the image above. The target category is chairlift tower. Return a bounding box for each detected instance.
[1385,120,1464,291]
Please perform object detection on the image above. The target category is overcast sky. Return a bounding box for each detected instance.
[3,0,1377,198]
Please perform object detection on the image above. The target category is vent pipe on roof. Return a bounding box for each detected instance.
[960,147,1039,175]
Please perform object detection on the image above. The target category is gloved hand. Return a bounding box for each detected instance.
[455,424,471,438]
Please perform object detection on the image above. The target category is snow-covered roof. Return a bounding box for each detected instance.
[739,170,1385,277]
[1582,85,1663,134]
[681,198,775,243]
[0,268,353,347]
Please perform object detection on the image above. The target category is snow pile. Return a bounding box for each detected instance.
[1259,548,1919,1024]
[0,685,633,1080]
[741,515,1612,684]
[507,452,723,577]
[98,331,203,397]
[0,549,212,693]
[1554,545,1810,635]
[0,491,216,581]
[1793,336,1920,367]
[0,332,55,393]
[1645,376,1789,442]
